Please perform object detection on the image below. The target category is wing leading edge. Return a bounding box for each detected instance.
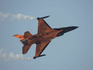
[34,40,51,59]
[38,18,52,34]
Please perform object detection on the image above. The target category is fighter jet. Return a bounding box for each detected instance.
[13,16,78,59]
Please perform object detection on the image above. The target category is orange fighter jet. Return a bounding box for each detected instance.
[13,16,78,59]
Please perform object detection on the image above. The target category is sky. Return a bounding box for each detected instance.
[0,0,93,70]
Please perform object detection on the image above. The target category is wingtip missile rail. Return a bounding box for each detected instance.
[37,15,50,20]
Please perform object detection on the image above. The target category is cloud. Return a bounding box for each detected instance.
[0,50,32,61]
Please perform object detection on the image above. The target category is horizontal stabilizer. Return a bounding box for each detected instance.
[24,31,32,38]
[22,44,32,54]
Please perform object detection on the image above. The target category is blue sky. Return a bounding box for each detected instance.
[0,0,93,70]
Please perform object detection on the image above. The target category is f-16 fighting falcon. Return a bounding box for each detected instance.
[14,15,78,59]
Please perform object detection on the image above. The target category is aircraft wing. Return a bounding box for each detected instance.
[38,19,52,34]
[34,40,51,58]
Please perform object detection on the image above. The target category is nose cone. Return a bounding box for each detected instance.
[63,26,78,33]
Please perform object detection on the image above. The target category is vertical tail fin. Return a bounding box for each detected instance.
[13,34,24,41]
[13,34,24,38]
[13,31,32,41]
